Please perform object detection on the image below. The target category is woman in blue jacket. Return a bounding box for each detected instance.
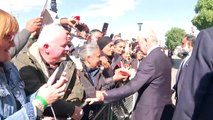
[0,9,67,120]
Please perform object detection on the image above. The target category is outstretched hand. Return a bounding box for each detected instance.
[113,68,130,81]
[85,91,107,105]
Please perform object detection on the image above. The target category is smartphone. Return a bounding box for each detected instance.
[47,67,59,86]
[110,33,114,39]
[61,62,76,99]
[102,23,108,35]
[75,24,84,31]
[71,16,80,25]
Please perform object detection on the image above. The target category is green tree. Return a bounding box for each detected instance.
[192,0,213,30]
[165,27,186,50]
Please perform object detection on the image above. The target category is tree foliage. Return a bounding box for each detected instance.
[192,0,213,30]
[165,27,186,50]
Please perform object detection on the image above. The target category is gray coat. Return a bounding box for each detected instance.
[10,29,31,58]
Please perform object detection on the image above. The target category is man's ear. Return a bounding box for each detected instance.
[188,41,192,48]
[86,56,91,64]
[43,44,49,49]
[43,44,49,54]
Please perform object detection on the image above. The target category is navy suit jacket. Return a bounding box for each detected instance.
[173,27,213,120]
[105,47,172,120]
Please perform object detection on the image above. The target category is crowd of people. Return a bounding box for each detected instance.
[1,7,213,120]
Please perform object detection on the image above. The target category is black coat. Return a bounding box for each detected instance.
[173,27,213,120]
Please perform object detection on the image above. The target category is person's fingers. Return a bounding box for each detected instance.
[122,75,129,81]
[61,72,67,77]
[114,68,120,73]
[102,91,108,96]
[41,116,55,120]
[35,17,43,22]
[123,78,128,81]
[103,63,110,68]
[42,84,49,88]
[88,101,95,105]
[56,81,67,93]
[85,98,98,105]
[57,91,65,98]
[47,67,59,86]
[36,22,42,26]
[32,18,42,29]
[52,76,67,89]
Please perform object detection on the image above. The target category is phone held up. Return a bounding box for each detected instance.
[71,16,80,24]
[102,23,108,36]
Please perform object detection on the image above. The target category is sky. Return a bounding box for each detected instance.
[0,0,198,46]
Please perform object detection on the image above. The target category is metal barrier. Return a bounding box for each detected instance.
[91,92,138,120]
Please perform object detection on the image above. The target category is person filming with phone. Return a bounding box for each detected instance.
[0,9,68,120]
[14,23,83,119]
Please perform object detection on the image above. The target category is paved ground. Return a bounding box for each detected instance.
[171,55,182,104]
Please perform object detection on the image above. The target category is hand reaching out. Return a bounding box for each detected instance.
[113,68,130,81]
[85,91,107,105]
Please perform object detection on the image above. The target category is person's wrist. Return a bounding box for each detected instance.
[34,96,48,110]
[32,99,44,112]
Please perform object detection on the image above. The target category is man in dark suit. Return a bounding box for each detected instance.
[173,34,196,100]
[87,29,172,120]
[172,27,213,120]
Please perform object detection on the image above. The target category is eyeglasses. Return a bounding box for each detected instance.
[3,34,15,42]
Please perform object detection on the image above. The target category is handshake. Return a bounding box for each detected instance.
[85,90,107,105]
[85,68,136,104]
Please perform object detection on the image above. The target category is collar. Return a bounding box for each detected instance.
[28,43,50,77]
[82,62,99,73]
[42,55,60,70]
[188,51,192,57]
[44,62,60,70]
[147,45,159,55]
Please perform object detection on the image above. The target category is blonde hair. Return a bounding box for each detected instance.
[0,9,19,40]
